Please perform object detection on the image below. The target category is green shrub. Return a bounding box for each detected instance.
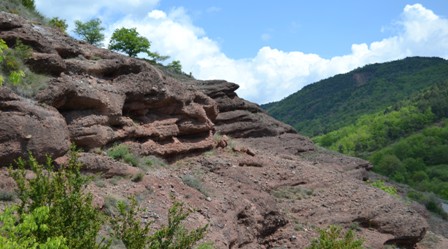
[48,17,68,33]
[0,206,69,248]
[131,172,144,183]
[0,39,48,96]
[21,0,35,10]
[107,144,138,166]
[0,191,15,202]
[1,148,211,248]
[370,180,398,196]
[306,225,364,249]
[8,148,109,249]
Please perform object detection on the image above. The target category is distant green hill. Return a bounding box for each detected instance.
[313,81,448,200]
[262,57,448,137]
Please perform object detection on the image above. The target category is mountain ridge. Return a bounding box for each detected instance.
[263,56,448,136]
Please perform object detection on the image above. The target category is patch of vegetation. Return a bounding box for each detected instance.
[0,0,45,22]
[107,144,139,167]
[48,17,68,33]
[0,149,210,248]
[306,225,364,249]
[107,144,167,171]
[0,39,49,97]
[111,197,208,249]
[0,191,15,202]
[6,149,108,249]
[181,174,209,197]
[369,180,398,196]
[131,172,144,183]
[271,186,313,200]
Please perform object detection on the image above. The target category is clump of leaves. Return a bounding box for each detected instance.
[370,180,398,196]
[307,225,364,249]
[111,197,208,249]
[7,147,109,249]
[48,17,68,33]
[1,149,211,248]
[107,143,138,167]
[0,39,48,96]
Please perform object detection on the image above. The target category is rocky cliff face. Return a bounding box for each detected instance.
[0,11,445,248]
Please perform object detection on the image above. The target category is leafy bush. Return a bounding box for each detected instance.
[370,180,398,196]
[0,206,69,248]
[7,149,109,249]
[107,144,138,166]
[111,197,207,249]
[131,172,144,183]
[306,225,364,249]
[1,149,210,248]
[21,0,35,10]
[49,17,68,33]
[0,39,48,96]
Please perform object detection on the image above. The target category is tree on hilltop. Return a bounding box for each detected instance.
[74,18,105,46]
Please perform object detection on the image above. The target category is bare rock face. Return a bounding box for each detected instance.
[193,80,298,138]
[0,88,70,165]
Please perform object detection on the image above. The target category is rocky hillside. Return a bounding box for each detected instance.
[1,11,447,248]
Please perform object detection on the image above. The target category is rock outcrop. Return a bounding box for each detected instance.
[193,80,297,138]
[0,87,70,165]
[0,10,438,248]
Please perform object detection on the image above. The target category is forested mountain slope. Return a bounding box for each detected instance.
[314,82,448,201]
[263,57,448,137]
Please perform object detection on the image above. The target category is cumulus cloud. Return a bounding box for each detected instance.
[35,2,448,104]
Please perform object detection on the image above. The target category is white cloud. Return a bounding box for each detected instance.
[35,2,448,104]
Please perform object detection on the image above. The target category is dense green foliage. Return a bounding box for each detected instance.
[306,225,364,249]
[263,57,448,137]
[74,18,105,46]
[49,17,68,33]
[1,151,209,248]
[167,60,183,74]
[7,150,108,249]
[0,39,28,87]
[0,39,48,96]
[111,197,207,249]
[109,27,151,57]
[314,81,448,200]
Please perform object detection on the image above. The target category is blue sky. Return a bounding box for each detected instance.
[35,1,448,104]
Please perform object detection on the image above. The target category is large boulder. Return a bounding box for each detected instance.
[0,88,70,165]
